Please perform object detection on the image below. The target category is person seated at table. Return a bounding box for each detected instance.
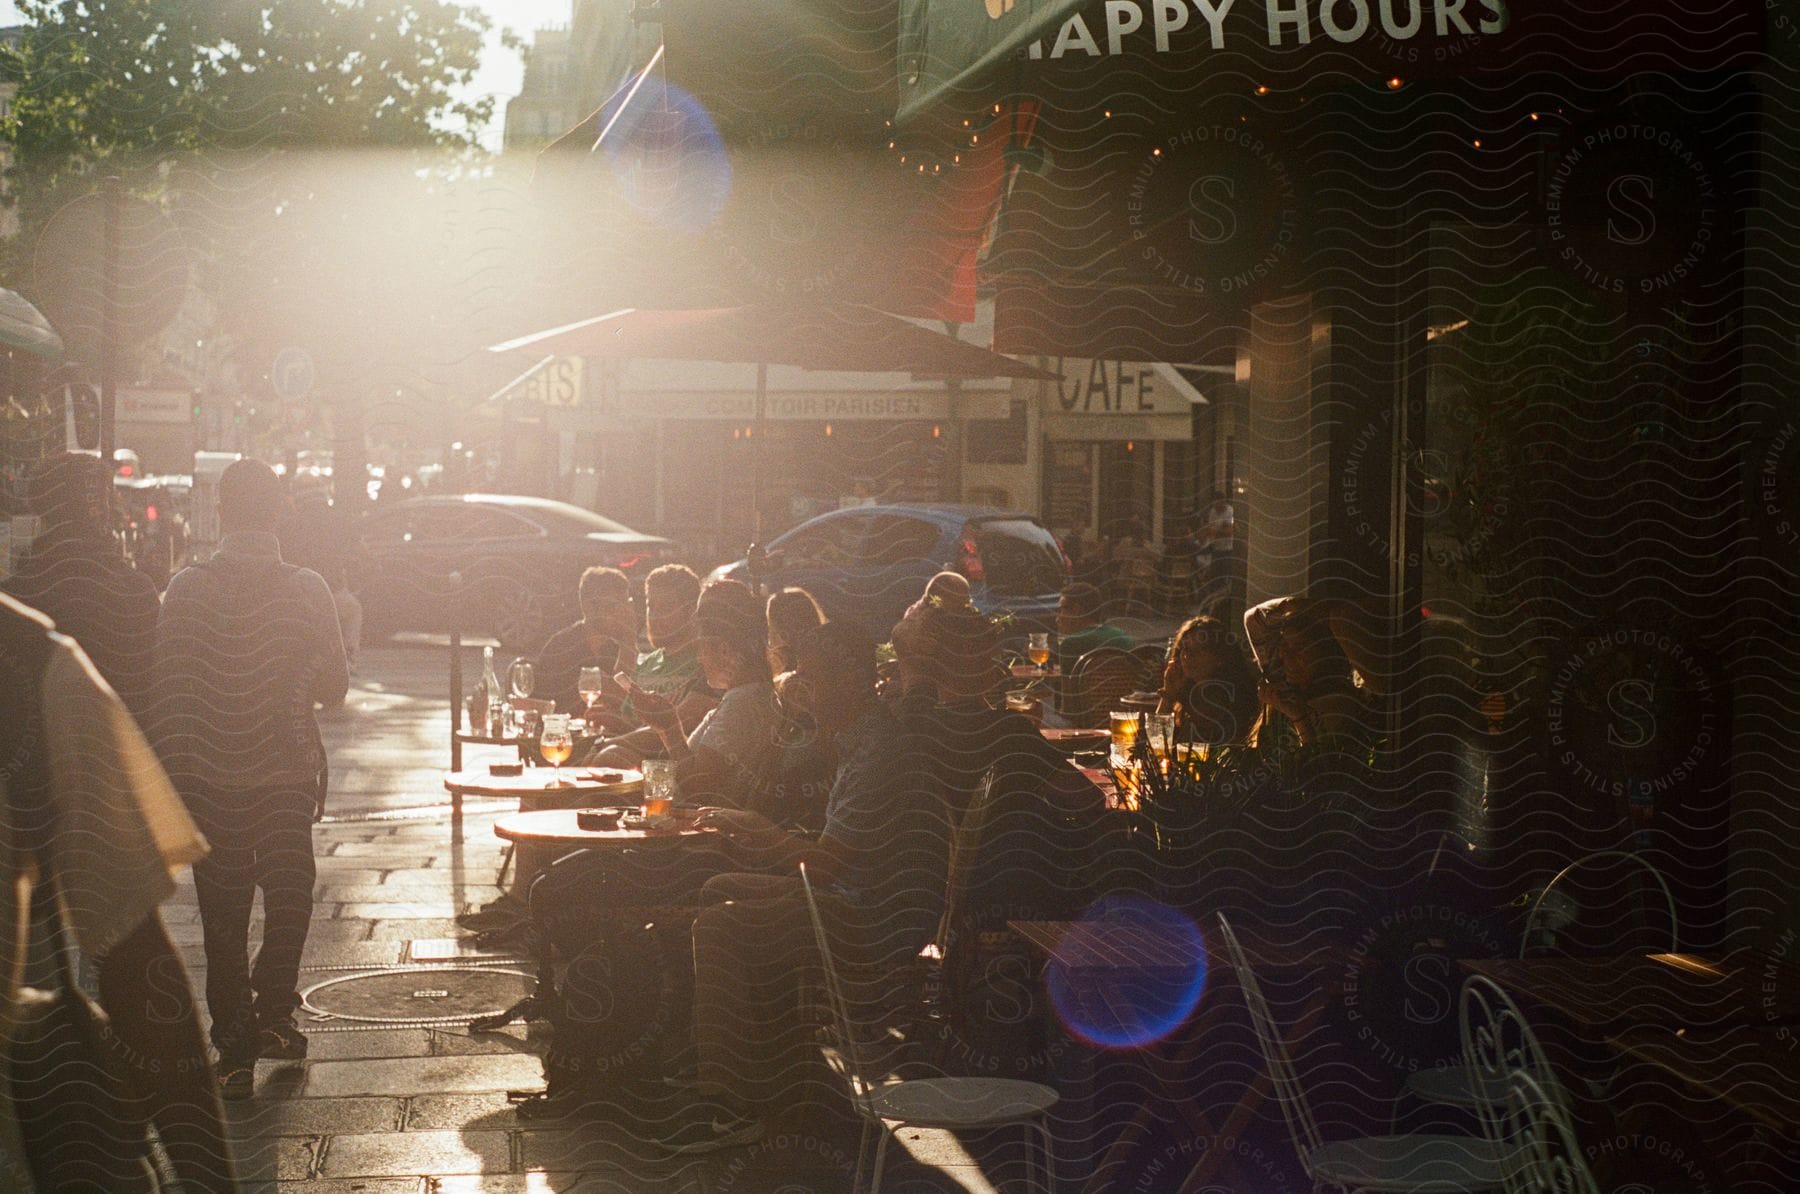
[764,585,825,676]
[1154,614,1261,744]
[903,569,972,619]
[535,565,637,717]
[631,580,785,816]
[1244,595,1382,747]
[584,564,714,765]
[890,600,1101,822]
[665,621,952,1153]
[1055,580,1134,673]
[762,587,834,833]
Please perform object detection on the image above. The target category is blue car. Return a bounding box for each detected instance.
[708,504,1069,641]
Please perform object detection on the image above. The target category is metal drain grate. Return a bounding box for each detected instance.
[300,965,533,1025]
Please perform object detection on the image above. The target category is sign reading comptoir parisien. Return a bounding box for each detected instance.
[1022,0,1508,59]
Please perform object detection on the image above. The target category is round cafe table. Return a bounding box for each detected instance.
[1038,727,1110,755]
[492,808,711,901]
[442,767,643,820]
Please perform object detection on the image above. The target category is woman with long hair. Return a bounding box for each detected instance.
[765,586,826,676]
[1155,614,1261,744]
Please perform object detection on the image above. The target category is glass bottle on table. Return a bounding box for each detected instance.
[478,646,502,736]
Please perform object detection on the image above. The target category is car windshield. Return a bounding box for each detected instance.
[972,518,1064,596]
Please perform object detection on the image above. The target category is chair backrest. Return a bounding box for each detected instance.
[1460,974,1560,1157]
[1498,1069,1600,1194]
[1521,850,1678,958]
[1130,642,1169,678]
[1066,646,1151,727]
[935,772,1003,959]
[1215,914,1326,1172]
[798,864,872,1108]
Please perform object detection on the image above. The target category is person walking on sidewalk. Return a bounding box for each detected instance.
[148,458,349,1098]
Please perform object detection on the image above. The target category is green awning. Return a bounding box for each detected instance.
[0,288,64,362]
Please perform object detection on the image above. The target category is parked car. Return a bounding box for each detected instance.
[355,494,675,650]
[708,504,1068,641]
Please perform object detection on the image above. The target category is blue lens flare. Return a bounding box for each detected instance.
[1047,896,1209,1050]
[597,82,731,231]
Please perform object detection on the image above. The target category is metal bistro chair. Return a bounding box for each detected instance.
[1496,1070,1599,1194]
[1065,645,1152,728]
[799,865,1058,1194]
[1459,975,1565,1159]
[1216,913,1512,1193]
[1520,850,1678,959]
[1399,851,1677,1123]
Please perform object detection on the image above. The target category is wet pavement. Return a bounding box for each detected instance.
[170,640,1027,1193]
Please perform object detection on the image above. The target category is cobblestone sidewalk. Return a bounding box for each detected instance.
[166,642,1017,1193]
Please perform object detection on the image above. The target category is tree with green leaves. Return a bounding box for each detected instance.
[2,0,494,236]
[0,0,513,472]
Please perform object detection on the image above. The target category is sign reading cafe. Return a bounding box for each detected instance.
[1025,0,1508,60]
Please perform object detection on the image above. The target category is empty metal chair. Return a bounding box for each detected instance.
[1217,913,1512,1192]
[801,865,1058,1193]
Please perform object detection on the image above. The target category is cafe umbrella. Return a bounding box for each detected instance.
[0,288,64,362]
[487,302,1058,590]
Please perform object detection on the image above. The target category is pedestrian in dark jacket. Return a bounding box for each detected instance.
[3,451,159,719]
[148,458,348,1099]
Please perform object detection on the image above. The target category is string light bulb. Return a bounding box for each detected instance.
[1255,84,1269,96]
[1386,76,1403,89]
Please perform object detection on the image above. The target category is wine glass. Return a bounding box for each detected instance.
[508,658,535,700]
[540,714,573,786]
[1027,632,1052,669]
[577,666,604,717]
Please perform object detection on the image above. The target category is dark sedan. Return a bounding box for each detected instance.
[355,494,674,650]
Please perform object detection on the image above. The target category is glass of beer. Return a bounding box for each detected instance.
[1027,632,1052,669]
[1109,712,1141,810]
[641,758,676,819]
[540,714,573,785]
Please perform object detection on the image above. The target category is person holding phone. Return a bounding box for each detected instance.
[1244,596,1381,747]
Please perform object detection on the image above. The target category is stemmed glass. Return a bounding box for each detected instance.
[509,658,535,700]
[1027,632,1052,669]
[577,666,604,721]
[506,658,535,736]
[540,714,573,786]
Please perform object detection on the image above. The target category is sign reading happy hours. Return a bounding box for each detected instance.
[1023,0,1507,60]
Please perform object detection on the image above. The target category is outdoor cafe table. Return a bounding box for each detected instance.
[442,767,643,822]
[1606,1025,1800,1141]
[493,808,712,902]
[1459,952,1800,1032]
[1010,918,1346,1193]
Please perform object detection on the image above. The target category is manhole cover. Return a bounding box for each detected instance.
[301,966,533,1024]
